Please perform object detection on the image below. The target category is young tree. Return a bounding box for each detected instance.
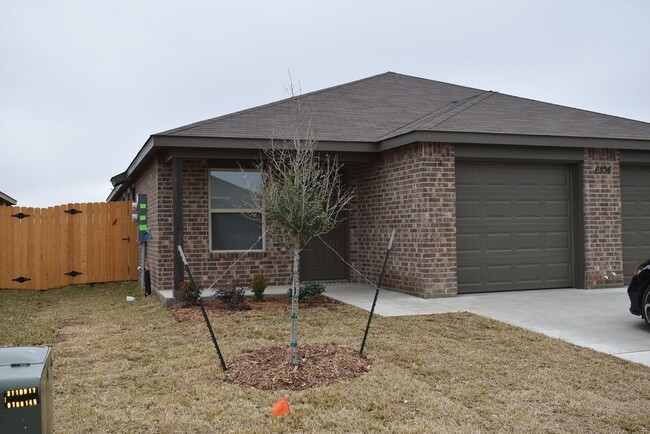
[252,82,353,365]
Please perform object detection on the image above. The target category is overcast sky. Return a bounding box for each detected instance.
[1,1,649,208]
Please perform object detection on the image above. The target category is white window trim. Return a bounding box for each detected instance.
[208,168,265,253]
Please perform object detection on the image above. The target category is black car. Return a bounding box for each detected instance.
[628,259,650,326]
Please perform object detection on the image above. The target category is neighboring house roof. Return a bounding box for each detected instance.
[108,72,650,201]
[0,191,17,206]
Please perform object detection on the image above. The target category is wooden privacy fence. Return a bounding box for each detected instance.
[0,202,138,290]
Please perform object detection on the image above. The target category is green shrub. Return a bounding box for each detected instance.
[250,274,269,301]
[287,282,326,302]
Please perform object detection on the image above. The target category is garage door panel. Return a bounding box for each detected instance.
[621,200,637,217]
[456,161,573,293]
[485,201,511,219]
[546,262,571,281]
[456,200,481,219]
[457,266,481,286]
[516,264,542,283]
[621,165,650,283]
[512,167,541,186]
[486,265,515,285]
[484,170,509,186]
[543,167,570,186]
[515,201,541,218]
[457,233,481,252]
[622,230,637,246]
[485,233,512,252]
[515,232,542,251]
[545,200,570,218]
[642,172,650,187]
[546,231,570,250]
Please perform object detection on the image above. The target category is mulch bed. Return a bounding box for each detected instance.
[170,295,339,322]
[224,344,371,390]
[170,296,368,390]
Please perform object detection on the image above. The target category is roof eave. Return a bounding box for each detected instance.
[152,134,378,153]
[109,130,650,201]
[379,131,650,151]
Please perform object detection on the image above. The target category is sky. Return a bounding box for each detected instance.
[1,0,649,208]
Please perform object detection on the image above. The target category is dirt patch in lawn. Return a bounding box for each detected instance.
[225,344,371,390]
[170,295,339,322]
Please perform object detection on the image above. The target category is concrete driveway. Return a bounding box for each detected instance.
[323,284,650,368]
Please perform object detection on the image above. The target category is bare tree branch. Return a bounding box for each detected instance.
[248,77,354,365]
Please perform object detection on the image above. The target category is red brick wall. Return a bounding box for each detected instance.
[348,142,457,296]
[130,156,174,293]
[179,160,292,290]
[128,157,311,294]
[126,143,628,297]
[583,148,623,288]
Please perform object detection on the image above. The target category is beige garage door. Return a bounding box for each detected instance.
[456,161,574,293]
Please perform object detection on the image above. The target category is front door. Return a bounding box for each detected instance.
[300,219,348,281]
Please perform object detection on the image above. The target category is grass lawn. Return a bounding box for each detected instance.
[1,282,649,433]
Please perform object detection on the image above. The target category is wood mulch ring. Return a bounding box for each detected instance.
[169,296,367,390]
[224,344,371,390]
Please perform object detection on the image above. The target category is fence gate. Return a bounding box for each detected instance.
[0,202,138,290]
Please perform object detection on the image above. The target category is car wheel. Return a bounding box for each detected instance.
[643,286,650,327]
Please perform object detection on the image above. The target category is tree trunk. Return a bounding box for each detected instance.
[290,249,300,365]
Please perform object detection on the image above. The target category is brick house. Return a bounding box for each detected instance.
[108,72,650,302]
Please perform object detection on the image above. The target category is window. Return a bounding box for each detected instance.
[209,170,263,251]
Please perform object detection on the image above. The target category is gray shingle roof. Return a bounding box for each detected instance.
[158,72,650,142]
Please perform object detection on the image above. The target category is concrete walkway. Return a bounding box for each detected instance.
[322,283,650,368]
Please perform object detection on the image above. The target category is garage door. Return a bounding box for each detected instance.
[456,161,574,293]
[621,165,650,282]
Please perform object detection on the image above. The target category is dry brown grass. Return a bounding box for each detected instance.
[1,282,649,433]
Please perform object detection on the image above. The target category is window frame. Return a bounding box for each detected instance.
[208,168,265,253]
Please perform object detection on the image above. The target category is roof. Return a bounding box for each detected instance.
[0,191,17,206]
[159,72,650,142]
[108,72,650,201]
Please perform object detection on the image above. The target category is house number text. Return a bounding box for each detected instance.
[594,166,611,174]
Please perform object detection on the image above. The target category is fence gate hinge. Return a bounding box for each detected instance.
[64,208,83,215]
[12,276,31,283]
[11,213,30,219]
[65,270,83,277]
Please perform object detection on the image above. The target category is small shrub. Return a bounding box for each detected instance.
[178,280,199,305]
[287,282,326,303]
[250,274,269,301]
[215,281,250,310]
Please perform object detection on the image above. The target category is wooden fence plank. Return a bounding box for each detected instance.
[0,207,11,288]
[51,206,62,289]
[98,202,107,282]
[43,206,52,289]
[31,207,42,290]
[78,203,89,285]
[19,207,32,289]
[86,203,96,283]
[116,202,129,280]
[10,207,20,289]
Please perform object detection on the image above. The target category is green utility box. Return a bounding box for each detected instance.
[0,346,53,433]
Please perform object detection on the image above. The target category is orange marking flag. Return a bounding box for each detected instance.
[272,396,291,417]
